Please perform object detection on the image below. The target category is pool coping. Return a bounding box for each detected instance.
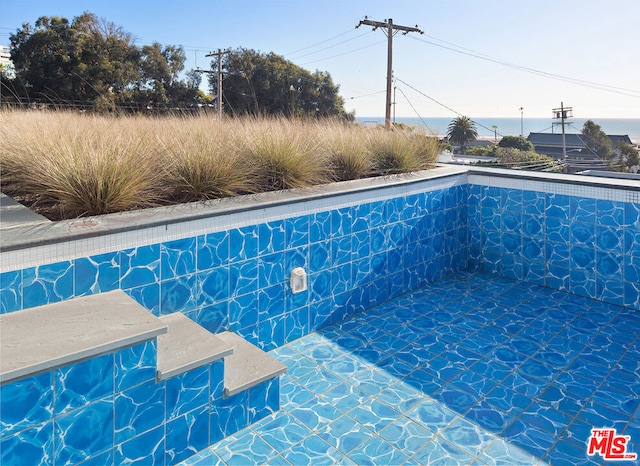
[1,165,638,254]
[0,165,467,252]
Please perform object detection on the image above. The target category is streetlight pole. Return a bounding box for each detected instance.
[492,125,498,143]
[519,107,524,137]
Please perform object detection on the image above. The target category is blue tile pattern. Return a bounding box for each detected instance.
[182,270,640,465]
[2,178,639,464]
[0,352,280,465]
[0,186,470,352]
[0,420,53,466]
[22,261,74,308]
[54,397,114,464]
[468,184,640,309]
[55,354,114,415]
[0,373,53,437]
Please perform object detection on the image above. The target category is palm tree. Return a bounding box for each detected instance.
[447,116,478,154]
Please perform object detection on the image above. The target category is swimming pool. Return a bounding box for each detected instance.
[1,166,638,464]
[182,270,640,465]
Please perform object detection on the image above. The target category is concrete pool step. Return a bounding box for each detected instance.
[156,312,233,381]
[215,331,287,397]
[0,290,167,385]
[156,313,287,396]
[0,192,51,231]
[2,292,287,400]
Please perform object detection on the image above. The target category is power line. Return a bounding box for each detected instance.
[286,31,372,60]
[409,35,640,99]
[395,77,504,136]
[394,84,432,133]
[348,90,386,100]
[298,40,385,66]
[283,28,360,57]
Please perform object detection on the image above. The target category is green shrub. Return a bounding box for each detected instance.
[498,136,534,152]
[496,147,561,171]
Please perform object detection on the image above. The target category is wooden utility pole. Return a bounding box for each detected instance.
[205,49,230,118]
[356,17,423,129]
[552,102,573,159]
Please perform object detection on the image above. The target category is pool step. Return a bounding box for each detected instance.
[216,331,287,397]
[156,313,233,381]
[1,292,287,399]
[156,313,287,396]
[0,295,286,465]
[0,290,167,385]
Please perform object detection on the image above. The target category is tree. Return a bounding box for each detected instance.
[210,47,353,120]
[498,135,534,152]
[447,116,478,154]
[136,42,186,106]
[581,120,614,161]
[616,143,640,173]
[9,12,200,111]
[10,13,139,109]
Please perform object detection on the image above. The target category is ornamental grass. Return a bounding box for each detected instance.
[236,118,330,192]
[1,112,165,218]
[323,123,373,181]
[368,128,440,175]
[159,118,254,201]
[0,111,442,220]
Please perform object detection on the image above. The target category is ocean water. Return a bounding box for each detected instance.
[356,117,640,142]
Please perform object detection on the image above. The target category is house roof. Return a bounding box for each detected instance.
[527,132,587,147]
[527,132,632,147]
[609,135,633,146]
[526,132,632,159]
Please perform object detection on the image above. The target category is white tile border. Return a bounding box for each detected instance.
[0,168,467,272]
[2,165,638,273]
[468,171,639,203]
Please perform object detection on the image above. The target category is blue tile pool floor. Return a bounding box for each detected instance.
[182,271,640,465]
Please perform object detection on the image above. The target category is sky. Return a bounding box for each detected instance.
[2,0,639,119]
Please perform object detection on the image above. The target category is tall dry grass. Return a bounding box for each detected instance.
[1,112,165,218]
[0,111,442,219]
[323,123,372,181]
[158,118,254,201]
[236,118,330,192]
[368,128,440,175]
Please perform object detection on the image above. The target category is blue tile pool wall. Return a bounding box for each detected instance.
[0,185,469,353]
[0,183,467,464]
[2,175,639,464]
[467,184,640,310]
[0,340,280,465]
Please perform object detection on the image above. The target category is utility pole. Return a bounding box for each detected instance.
[552,102,573,159]
[205,49,230,118]
[356,17,423,130]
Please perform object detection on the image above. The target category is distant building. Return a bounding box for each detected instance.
[528,132,632,158]
[0,45,15,79]
[527,132,633,173]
